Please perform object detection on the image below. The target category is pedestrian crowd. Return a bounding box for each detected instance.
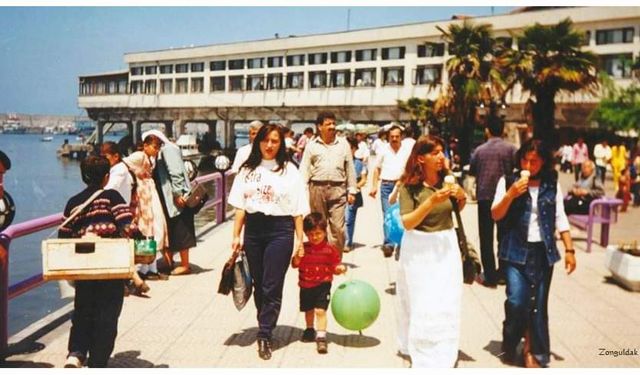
[53,110,640,369]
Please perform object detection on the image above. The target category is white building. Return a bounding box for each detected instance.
[77,6,640,146]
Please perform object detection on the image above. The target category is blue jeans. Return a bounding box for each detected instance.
[380,181,395,246]
[345,192,363,248]
[502,242,554,367]
[243,213,294,340]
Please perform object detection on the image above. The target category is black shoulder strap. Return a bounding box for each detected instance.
[450,198,469,257]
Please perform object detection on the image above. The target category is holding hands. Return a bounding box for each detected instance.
[334,264,347,275]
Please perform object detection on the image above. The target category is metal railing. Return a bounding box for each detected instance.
[0,170,233,360]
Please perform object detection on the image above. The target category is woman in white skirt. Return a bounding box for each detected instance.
[396,135,467,367]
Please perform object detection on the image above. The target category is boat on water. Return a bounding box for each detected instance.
[41,136,53,142]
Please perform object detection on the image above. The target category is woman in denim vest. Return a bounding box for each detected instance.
[491,139,577,367]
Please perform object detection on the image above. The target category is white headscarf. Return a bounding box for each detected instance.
[141,129,180,153]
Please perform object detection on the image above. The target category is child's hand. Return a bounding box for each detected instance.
[296,246,305,258]
[335,264,347,274]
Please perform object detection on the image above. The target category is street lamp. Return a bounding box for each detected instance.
[214,154,231,223]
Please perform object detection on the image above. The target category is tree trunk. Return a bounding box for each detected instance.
[532,91,558,148]
[458,106,476,166]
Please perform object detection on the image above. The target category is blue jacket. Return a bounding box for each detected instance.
[498,171,561,267]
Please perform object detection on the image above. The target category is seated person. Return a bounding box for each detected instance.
[565,160,604,215]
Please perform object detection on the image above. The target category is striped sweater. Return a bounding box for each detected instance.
[58,186,138,239]
[295,240,341,289]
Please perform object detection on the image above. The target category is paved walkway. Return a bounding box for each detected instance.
[3,171,640,368]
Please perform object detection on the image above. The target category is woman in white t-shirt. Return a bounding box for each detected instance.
[228,123,310,360]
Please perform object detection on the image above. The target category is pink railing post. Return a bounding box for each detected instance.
[1,237,9,361]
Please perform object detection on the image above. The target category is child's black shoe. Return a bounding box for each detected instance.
[301,328,316,342]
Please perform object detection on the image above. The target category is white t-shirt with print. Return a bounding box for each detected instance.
[228,159,310,217]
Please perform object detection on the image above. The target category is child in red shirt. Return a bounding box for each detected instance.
[292,212,346,354]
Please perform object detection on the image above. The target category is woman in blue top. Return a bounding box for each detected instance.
[491,139,577,368]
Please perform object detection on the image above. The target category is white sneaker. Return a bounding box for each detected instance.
[64,355,82,368]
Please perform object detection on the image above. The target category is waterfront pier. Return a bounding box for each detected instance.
[2,172,640,368]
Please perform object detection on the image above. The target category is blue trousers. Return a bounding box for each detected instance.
[243,213,294,340]
[380,181,395,246]
[502,243,554,367]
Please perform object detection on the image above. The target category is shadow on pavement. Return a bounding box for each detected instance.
[0,359,53,368]
[110,350,169,368]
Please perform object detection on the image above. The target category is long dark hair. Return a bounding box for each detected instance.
[401,135,448,187]
[516,138,557,181]
[241,123,288,173]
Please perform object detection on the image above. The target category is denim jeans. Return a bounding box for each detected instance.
[345,200,360,248]
[243,213,294,340]
[68,279,125,367]
[380,181,395,246]
[502,242,554,367]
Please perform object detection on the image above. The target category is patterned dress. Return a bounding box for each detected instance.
[123,151,168,250]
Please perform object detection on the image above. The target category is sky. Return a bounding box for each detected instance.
[0,6,516,116]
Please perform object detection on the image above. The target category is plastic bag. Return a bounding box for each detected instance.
[384,202,404,246]
[232,251,252,311]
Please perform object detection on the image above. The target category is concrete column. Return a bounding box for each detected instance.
[132,121,142,146]
[224,120,236,150]
[164,121,174,139]
[96,121,105,146]
[173,119,187,139]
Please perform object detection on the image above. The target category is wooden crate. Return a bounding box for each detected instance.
[42,238,134,281]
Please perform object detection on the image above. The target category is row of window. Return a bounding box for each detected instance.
[124,65,443,94]
[128,44,452,76]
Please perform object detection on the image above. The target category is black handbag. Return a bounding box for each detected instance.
[451,199,482,285]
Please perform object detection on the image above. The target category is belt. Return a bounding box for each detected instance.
[310,180,344,186]
[381,179,397,184]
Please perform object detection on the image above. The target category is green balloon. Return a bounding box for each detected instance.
[331,280,381,331]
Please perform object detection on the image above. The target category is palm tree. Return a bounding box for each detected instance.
[396,97,433,136]
[499,18,599,144]
[437,21,504,165]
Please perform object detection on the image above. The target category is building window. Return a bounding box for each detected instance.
[191,62,204,72]
[382,67,404,86]
[596,27,634,45]
[309,71,327,88]
[581,30,591,46]
[144,80,156,94]
[330,51,352,63]
[160,79,172,94]
[247,75,264,91]
[414,65,442,85]
[286,72,304,89]
[247,58,264,69]
[175,63,189,73]
[286,54,305,66]
[229,59,245,70]
[267,56,283,68]
[145,66,157,75]
[160,64,173,74]
[210,76,225,92]
[175,78,188,93]
[600,54,633,78]
[130,80,143,94]
[330,70,351,87]
[118,80,128,94]
[308,53,328,65]
[381,47,405,60]
[191,77,204,93]
[495,37,513,50]
[229,75,245,91]
[267,74,283,90]
[355,49,377,62]
[354,68,376,87]
[417,43,445,58]
[210,60,226,71]
[130,67,143,76]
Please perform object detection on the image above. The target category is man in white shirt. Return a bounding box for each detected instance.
[354,131,370,164]
[231,120,263,173]
[369,125,410,257]
[593,139,612,184]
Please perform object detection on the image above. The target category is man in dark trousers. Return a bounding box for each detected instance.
[469,116,516,288]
